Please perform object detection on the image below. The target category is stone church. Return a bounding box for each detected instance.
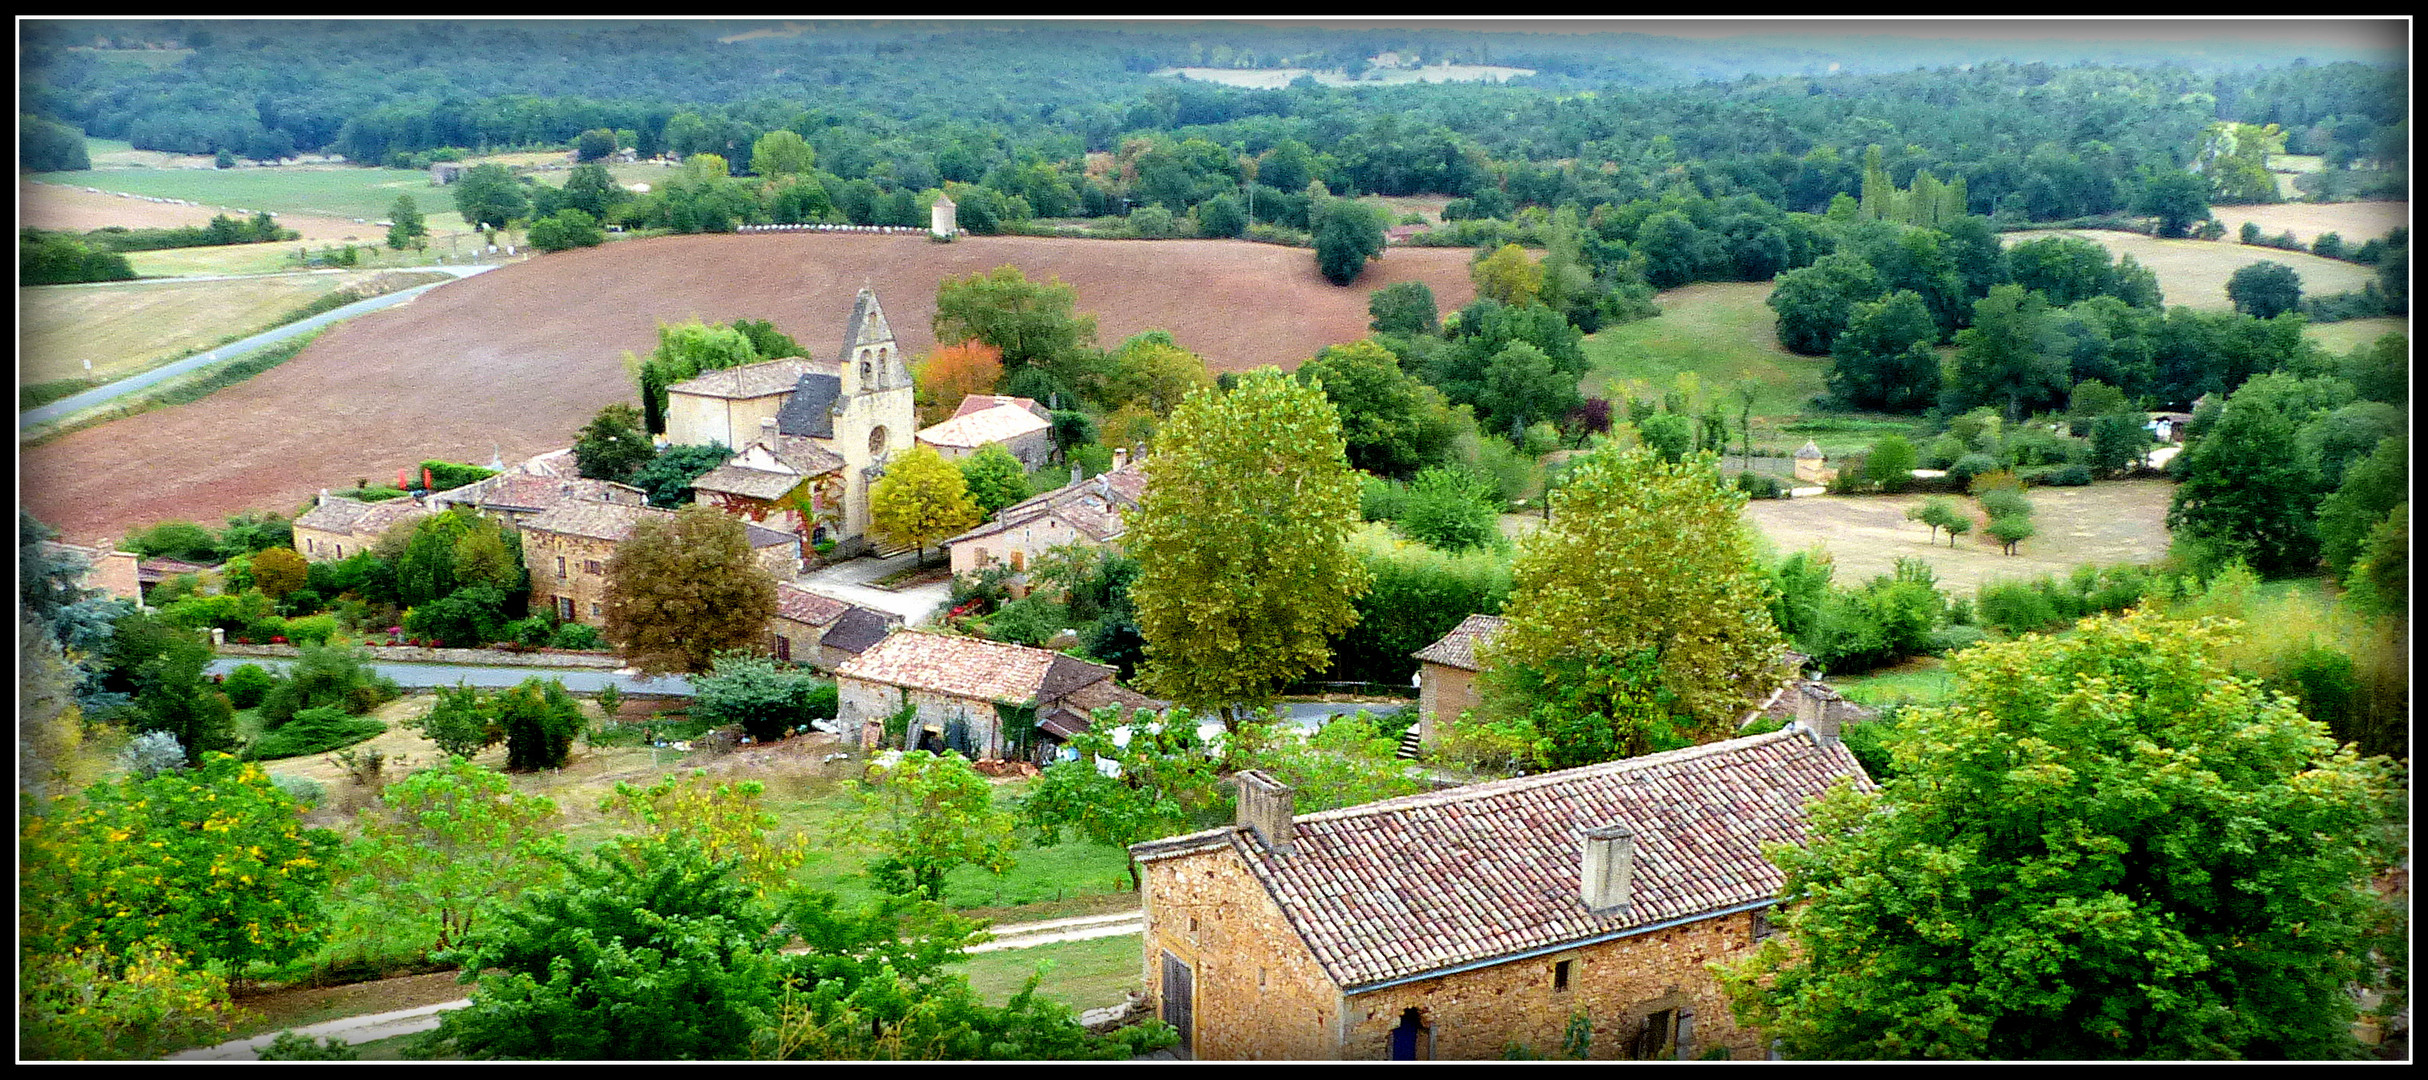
[671,288,915,556]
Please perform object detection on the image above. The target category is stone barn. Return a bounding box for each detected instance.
[1130,720,1870,1060]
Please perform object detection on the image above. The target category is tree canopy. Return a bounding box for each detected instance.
[869,445,982,565]
[1128,369,1370,724]
[603,504,780,676]
[1724,610,2399,1060]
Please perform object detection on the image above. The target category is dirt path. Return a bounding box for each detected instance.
[20,233,1480,543]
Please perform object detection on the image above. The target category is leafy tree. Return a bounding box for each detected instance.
[2088,412,2153,476]
[573,128,617,162]
[630,320,762,434]
[561,163,629,220]
[836,751,1018,902]
[1023,709,1225,889]
[127,633,238,764]
[527,208,605,252]
[1097,331,1212,416]
[1475,340,1582,438]
[338,756,565,957]
[1769,252,1883,356]
[600,769,813,897]
[256,641,397,727]
[687,652,838,743]
[248,546,309,600]
[748,129,815,177]
[2007,235,2120,307]
[1241,709,1427,810]
[1397,466,1502,553]
[1368,280,1439,336]
[1313,197,1388,286]
[2226,261,2303,319]
[19,943,236,1061]
[931,265,1097,379]
[1471,243,1544,307]
[1983,514,2035,555]
[914,340,1006,425]
[1723,610,2398,1060]
[1828,290,1942,412]
[414,682,501,759]
[870,445,983,565]
[385,194,427,251]
[2166,373,2347,576]
[493,677,585,772]
[603,504,780,676]
[1296,339,1462,478]
[451,164,529,231]
[21,754,341,971]
[1637,412,1693,464]
[1863,435,1919,493]
[631,442,735,508]
[2133,168,2211,238]
[2315,435,2405,584]
[1483,447,1786,741]
[573,402,656,484]
[956,444,1030,518]
[1128,370,1370,725]
[1947,285,2069,420]
[22,511,96,630]
[425,834,788,1061]
[20,113,92,172]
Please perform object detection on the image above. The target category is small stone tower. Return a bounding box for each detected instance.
[1792,440,1829,485]
[930,194,958,240]
[832,288,916,550]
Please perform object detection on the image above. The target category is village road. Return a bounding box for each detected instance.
[205,656,693,696]
[795,550,954,627]
[19,263,498,429]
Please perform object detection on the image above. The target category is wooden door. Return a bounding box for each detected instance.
[1162,951,1193,1053]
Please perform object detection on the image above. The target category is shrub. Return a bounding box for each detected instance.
[549,622,605,650]
[269,774,327,808]
[249,706,386,760]
[282,614,340,646]
[259,1031,359,1060]
[2023,463,2093,487]
[507,615,556,648]
[119,731,188,779]
[1733,471,1787,499]
[1978,580,2062,635]
[417,683,501,760]
[1946,453,2001,487]
[1360,474,1411,522]
[495,678,583,771]
[222,664,279,710]
[1985,515,2037,555]
[1975,486,2032,521]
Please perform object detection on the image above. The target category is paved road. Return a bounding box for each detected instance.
[20,264,498,429]
[206,656,692,696]
[795,549,954,627]
[168,909,1145,1060]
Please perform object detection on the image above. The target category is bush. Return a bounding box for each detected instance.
[1946,453,2001,487]
[2022,463,2093,487]
[1978,580,2063,635]
[1975,486,2032,521]
[282,614,340,646]
[688,653,838,742]
[259,1031,359,1060]
[249,706,386,760]
[495,678,583,771]
[418,683,501,760]
[222,664,279,710]
[1360,475,1411,522]
[269,774,327,809]
[119,731,188,779]
[1733,471,1787,499]
[258,643,398,727]
[549,622,605,650]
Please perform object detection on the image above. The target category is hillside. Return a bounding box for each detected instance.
[20,233,1480,540]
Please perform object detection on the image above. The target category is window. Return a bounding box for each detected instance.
[556,556,567,579]
[590,602,602,617]
[1752,909,1780,943]
[555,596,574,621]
[584,559,603,575]
[1553,959,1573,991]
[774,634,791,661]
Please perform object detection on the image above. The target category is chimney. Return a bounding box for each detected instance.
[317,488,328,506]
[1112,447,1131,472]
[1234,770,1295,855]
[1068,464,1083,488]
[1796,683,1843,746]
[1580,823,1637,914]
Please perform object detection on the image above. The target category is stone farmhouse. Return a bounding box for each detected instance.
[39,540,143,603]
[915,394,1054,468]
[769,581,899,672]
[837,630,1160,763]
[1129,719,1870,1060]
[521,500,674,625]
[664,288,915,555]
[946,459,1146,577]
[426,473,648,529]
[1409,613,1505,748]
[292,492,434,563]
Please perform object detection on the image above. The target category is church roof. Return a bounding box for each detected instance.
[842,287,893,356]
[666,358,824,401]
[775,373,844,439]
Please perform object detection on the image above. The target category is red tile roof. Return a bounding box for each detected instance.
[1132,728,1869,990]
[1410,614,1508,672]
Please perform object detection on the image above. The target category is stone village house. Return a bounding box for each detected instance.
[945,457,1145,578]
[915,393,1055,469]
[292,492,435,563]
[838,630,1161,763]
[768,581,899,672]
[519,500,798,627]
[1129,718,1869,1060]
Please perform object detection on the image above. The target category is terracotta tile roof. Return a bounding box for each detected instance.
[773,582,849,627]
[951,394,1047,421]
[1410,614,1508,672]
[743,523,799,551]
[666,358,825,400]
[521,500,673,543]
[917,402,1052,450]
[691,464,807,502]
[293,494,377,533]
[948,466,1145,547]
[835,630,1113,706]
[1132,728,1869,990]
[1042,679,1167,740]
[430,474,645,514]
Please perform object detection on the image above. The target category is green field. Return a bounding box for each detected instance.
[1583,280,1935,458]
[960,933,1145,1012]
[32,163,467,226]
[19,269,447,389]
[2303,316,2408,355]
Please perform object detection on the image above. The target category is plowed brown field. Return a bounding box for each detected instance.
[20,232,1479,541]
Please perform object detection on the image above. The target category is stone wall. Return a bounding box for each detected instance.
[1141,841,1344,1060]
[216,641,623,669]
[1416,661,1482,746]
[524,529,620,626]
[839,679,1007,758]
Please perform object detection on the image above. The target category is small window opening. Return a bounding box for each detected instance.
[1554,959,1573,991]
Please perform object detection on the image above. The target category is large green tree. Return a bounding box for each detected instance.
[450,163,529,231]
[836,751,1018,902]
[602,504,780,676]
[1312,197,1388,286]
[1724,610,2398,1060]
[573,403,657,484]
[385,194,427,251]
[1827,289,1942,413]
[931,265,1098,381]
[1482,446,1786,749]
[1022,709,1224,890]
[1296,339,1462,478]
[1127,370,1371,725]
[2226,260,2303,319]
[337,756,566,958]
[1947,284,2070,420]
[2166,372,2350,575]
[629,320,762,435]
[869,445,982,565]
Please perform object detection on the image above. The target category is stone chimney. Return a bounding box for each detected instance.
[1112,447,1130,472]
[317,488,328,506]
[1068,464,1083,488]
[1234,770,1295,855]
[1795,683,1843,746]
[1580,823,1637,914]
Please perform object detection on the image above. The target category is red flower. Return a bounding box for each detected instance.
[271,636,288,644]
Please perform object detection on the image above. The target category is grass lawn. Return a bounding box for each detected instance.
[1833,658,1958,710]
[32,164,462,226]
[19,269,441,387]
[957,933,1144,1012]
[2303,316,2407,355]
